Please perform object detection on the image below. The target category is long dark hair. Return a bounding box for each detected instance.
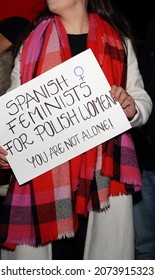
[87,0,138,52]
[88,0,133,38]
[14,0,137,57]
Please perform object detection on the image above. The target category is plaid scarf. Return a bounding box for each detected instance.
[0,14,142,250]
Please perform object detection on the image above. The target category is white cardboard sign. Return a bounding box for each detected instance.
[0,49,131,184]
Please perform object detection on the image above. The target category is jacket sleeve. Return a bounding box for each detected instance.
[126,39,153,127]
[6,50,21,92]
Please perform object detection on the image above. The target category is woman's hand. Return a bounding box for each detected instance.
[110,85,137,120]
[0,146,9,168]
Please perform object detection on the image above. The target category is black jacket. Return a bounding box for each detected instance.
[134,18,155,170]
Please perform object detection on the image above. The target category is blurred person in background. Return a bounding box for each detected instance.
[133,17,155,260]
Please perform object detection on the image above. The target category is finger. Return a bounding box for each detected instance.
[119,95,132,108]
[0,147,8,155]
[109,85,117,98]
[0,155,8,164]
[111,87,126,101]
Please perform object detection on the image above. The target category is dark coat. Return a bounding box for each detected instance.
[134,18,155,170]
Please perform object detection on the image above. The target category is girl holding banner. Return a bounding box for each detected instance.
[0,0,152,260]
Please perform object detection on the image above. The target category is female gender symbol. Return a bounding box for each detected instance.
[74,66,85,81]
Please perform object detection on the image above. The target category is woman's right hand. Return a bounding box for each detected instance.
[0,146,9,168]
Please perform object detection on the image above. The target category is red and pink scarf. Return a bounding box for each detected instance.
[0,14,142,250]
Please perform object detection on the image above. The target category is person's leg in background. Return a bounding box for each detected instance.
[133,170,155,260]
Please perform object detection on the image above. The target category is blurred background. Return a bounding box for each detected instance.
[0,0,46,22]
[116,0,154,40]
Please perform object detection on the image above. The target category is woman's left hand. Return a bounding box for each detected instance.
[110,85,137,120]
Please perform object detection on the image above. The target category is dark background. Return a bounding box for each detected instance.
[0,1,154,41]
[116,1,154,40]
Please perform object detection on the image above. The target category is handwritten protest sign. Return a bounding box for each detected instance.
[0,49,131,185]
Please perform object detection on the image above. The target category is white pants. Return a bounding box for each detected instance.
[0,195,134,260]
[84,194,134,259]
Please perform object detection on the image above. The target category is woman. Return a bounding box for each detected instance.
[0,0,152,260]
